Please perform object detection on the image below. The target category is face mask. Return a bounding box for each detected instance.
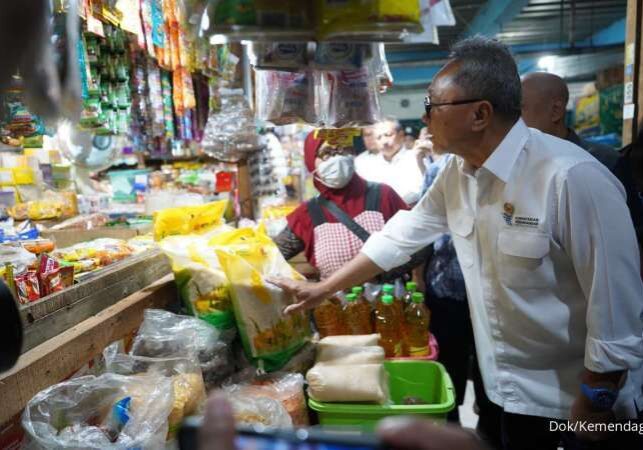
[315,155,355,189]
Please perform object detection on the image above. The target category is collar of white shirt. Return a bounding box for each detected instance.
[458,119,530,183]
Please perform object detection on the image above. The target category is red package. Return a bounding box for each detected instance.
[38,254,63,297]
[15,271,40,304]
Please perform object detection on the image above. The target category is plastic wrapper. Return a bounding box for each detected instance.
[313,43,371,71]
[255,69,318,125]
[131,309,234,388]
[103,349,207,440]
[0,243,37,274]
[317,344,385,365]
[228,394,293,428]
[252,42,309,71]
[49,213,109,231]
[370,43,394,93]
[224,371,308,426]
[215,225,311,372]
[153,200,227,241]
[22,373,173,449]
[158,228,237,331]
[320,334,381,347]
[306,363,389,403]
[202,89,261,162]
[324,68,381,127]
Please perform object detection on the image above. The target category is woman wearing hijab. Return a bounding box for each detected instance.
[274,131,427,282]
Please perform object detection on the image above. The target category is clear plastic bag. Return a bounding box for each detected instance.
[131,309,235,389]
[227,393,293,428]
[103,348,207,441]
[323,68,381,127]
[252,42,309,71]
[255,69,319,125]
[202,88,260,162]
[22,373,173,449]
[224,371,308,426]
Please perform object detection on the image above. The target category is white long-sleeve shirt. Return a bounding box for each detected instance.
[361,119,643,419]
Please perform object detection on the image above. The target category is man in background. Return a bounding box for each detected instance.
[521,72,619,171]
[354,125,380,178]
[356,119,424,205]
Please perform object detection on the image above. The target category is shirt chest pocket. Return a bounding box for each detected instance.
[449,213,475,268]
[497,229,555,289]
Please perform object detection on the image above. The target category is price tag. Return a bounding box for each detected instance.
[623,104,635,120]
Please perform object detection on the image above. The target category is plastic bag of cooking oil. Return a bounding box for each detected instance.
[216,225,311,372]
[153,200,228,241]
[158,229,237,331]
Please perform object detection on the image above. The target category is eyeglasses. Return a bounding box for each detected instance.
[424,96,484,117]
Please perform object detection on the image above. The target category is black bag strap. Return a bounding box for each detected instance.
[307,197,327,228]
[364,182,381,212]
[317,196,371,243]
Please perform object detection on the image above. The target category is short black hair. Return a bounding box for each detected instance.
[449,36,522,121]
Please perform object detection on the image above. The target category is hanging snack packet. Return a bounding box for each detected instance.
[252,42,309,71]
[255,69,318,125]
[325,68,381,127]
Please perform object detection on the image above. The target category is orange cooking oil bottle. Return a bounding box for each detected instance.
[313,296,347,338]
[404,292,431,357]
[343,293,374,335]
[375,294,403,357]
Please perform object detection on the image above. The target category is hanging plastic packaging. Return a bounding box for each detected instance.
[252,42,309,71]
[255,69,318,125]
[323,68,381,127]
[370,43,394,93]
[313,43,371,71]
[202,88,261,162]
[22,373,173,449]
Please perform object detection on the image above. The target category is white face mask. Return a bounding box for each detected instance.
[315,155,355,189]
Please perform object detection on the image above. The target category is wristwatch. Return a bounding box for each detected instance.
[581,383,619,411]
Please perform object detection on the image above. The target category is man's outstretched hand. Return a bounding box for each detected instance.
[268,277,331,314]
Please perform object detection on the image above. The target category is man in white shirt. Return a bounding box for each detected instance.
[273,37,643,450]
[356,119,424,205]
[354,125,380,180]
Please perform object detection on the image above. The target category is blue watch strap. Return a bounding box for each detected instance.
[581,383,618,410]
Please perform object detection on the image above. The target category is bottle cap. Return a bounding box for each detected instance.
[346,293,357,302]
[382,295,394,305]
[352,286,364,295]
[382,284,394,294]
[412,292,424,303]
[406,281,417,292]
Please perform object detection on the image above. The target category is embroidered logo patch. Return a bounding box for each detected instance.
[502,202,514,225]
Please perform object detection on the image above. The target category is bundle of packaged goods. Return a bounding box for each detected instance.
[314,282,435,359]
[52,238,136,275]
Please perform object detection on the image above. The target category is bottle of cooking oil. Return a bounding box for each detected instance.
[403,281,418,304]
[343,293,374,335]
[375,294,403,357]
[404,292,431,357]
[313,296,347,338]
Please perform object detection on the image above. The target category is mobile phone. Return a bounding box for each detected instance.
[179,417,387,450]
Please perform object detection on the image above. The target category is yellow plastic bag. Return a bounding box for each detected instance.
[153,200,228,241]
[216,227,310,371]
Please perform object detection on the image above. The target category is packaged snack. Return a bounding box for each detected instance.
[324,68,381,127]
[255,70,318,125]
[253,42,309,71]
[38,253,64,297]
[15,271,40,304]
[313,43,371,70]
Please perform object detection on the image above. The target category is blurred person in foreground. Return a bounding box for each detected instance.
[199,393,485,450]
[272,36,643,450]
[521,72,619,171]
[356,119,425,205]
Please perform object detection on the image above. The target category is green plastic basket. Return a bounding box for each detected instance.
[308,360,455,428]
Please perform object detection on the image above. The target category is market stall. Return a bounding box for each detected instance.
[0,1,458,448]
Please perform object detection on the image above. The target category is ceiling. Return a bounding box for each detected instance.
[387,0,627,56]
